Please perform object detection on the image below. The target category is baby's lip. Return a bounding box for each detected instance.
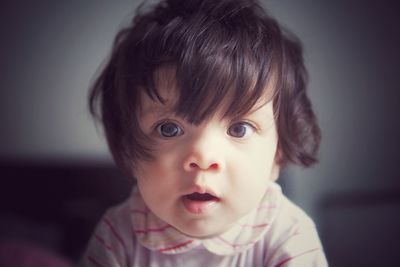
[181,190,221,215]
[184,192,220,201]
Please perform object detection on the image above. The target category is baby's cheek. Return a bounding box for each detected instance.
[227,181,265,218]
[239,166,270,195]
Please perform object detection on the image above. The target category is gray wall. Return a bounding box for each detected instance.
[267,0,400,216]
[1,0,399,265]
[0,0,140,161]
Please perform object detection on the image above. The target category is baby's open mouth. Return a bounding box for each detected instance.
[185,192,219,201]
[182,192,220,214]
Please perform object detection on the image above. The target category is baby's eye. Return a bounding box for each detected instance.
[156,121,184,138]
[227,122,255,138]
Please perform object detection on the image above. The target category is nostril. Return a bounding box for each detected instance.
[189,163,198,168]
[209,163,219,170]
[188,162,219,170]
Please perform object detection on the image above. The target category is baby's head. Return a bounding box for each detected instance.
[90,0,320,237]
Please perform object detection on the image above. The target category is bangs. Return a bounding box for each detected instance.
[137,0,280,124]
[175,49,277,123]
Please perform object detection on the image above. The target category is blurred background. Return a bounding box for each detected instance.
[0,0,399,266]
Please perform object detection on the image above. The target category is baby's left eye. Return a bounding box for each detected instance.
[227,122,255,138]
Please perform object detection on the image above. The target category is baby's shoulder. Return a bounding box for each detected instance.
[259,194,326,266]
[275,195,316,229]
[262,194,317,248]
[103,191,137,226]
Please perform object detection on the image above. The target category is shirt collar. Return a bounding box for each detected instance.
[129,182,282,255]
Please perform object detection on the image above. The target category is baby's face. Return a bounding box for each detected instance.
[134,87,279,238]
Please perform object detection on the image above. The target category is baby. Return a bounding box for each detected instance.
[80,0,328,266]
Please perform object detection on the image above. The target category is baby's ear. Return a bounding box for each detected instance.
[269,148,282,182]
[269,162,280,182]
[273,147,283,166]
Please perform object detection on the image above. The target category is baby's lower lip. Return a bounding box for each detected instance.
[182,193,220,215]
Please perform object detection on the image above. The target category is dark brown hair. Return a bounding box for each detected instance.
[89,0,321,175]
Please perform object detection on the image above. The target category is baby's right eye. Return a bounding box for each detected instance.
[156,122,184,138]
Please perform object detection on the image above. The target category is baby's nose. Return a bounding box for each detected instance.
[182,131,225,172]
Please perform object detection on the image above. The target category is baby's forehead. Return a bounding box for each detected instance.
[139,70,180,114]
[139,85,273,121]
[139,90,177,117]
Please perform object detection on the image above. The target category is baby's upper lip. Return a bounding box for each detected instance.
[185,192,220,201]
